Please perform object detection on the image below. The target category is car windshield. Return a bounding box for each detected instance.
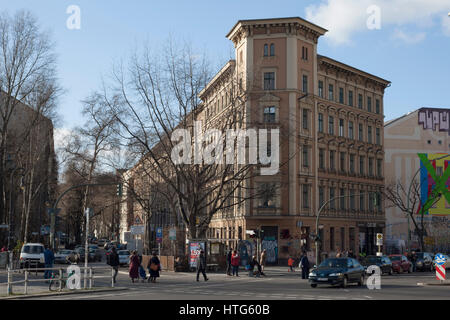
[416,253,424,259]
[319,258,347,268]
[389,256,401,261]
[118,251,129,256]
[365,256,381,264]
[22,245,43,254]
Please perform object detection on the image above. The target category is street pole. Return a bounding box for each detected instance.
[84,208,91,289]
[8,167,25,252]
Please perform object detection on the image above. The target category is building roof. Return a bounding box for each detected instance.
[385,107,450,127]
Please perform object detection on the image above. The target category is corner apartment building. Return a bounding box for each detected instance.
[202,17,390,264]
[384,107,450,252]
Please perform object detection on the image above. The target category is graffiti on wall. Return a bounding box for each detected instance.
[261,237,278,263]
[418,153,450,215]
[418,108,450,136]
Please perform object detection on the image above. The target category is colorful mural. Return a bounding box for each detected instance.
[418,108,450,136]
[418,153,450,215]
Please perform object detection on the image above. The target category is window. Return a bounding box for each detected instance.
[359,156,365,175]
[369,192,374,211]
[341,228,345,253]
[340,188,346,210]
[263,106,276,123]
[328,84,334,101]
[368,126,372,143]
[319,187,325,208]
[376,99,380,114]
[318,81,324,98]
[319,149,325,169]
[259,183,276,208]
[349,121,354,139]
[302,109,308,129]
[330,150,335,170]
[348,91,353,107]
[330,227,335,251]
[358,94,363,109]
[330,188,335,209]
[302,75,308,93]
[340,152,346,172]
[328,116,334,135]
[270,43,275,56]
[264,72,275,90]
[350,190,355,210]
[302,46,308,60]
[360,193,365,211]
[302,146,309,167]
[350,154,355,173]
[376,128,380,145]
[339,87,344,104]
[369,158,374,176]
[263,44,268,56]
[302,185,310,208]
[358,124,363,141]
[367,97,372,112]
[318,113,324,132]
[339,119,344,137]
[376,192,382,211]
[377,159,382,177]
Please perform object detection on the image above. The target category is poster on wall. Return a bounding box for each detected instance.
[189,241,205,268]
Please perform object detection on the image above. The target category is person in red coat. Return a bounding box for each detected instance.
[231,250,240,277]
[129,250,140,283]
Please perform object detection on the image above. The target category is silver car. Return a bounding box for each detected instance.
[118,250,130,266]
[54,250,74,264]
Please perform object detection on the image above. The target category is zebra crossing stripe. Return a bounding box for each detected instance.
[436,265,446,281]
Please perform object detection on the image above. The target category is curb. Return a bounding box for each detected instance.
[417,282,450,286]
[0,287,129,300]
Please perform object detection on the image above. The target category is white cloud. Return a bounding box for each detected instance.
[305,0,450,45]
[442,14,450,36]
[54,127,72,150]
[392,29,426,44]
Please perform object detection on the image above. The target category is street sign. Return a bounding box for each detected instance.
[40,225,50,235]
[435,254,446,281]
[169,228,176,240]
[156,227,163,243]
[435,254,446,266]
[130,225,144,235]
[135,215,143,225]
[376,233,383,246]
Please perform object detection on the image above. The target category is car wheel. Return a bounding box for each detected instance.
[389,268,393,275]
[311,284,317,288]
[358,275,364,286]
[341,276,348,288]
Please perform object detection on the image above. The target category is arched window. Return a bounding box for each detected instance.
[263,44,268,56]
[270,43,275,56]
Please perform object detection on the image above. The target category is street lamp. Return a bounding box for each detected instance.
[8,167,26,251]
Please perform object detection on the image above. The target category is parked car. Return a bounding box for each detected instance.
[89,248,102,262]
[117,250,130,266]
[415,252,434,271]
[97,239,107,247]
[432,254,450,270]
[54,250,74,264]
[309,258,365,288]
[19,243,45,268]
[88,244,99,251]
[361,255,393,275]
[389,255,412,273]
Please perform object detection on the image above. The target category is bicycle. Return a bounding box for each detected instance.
[49,269,75,291]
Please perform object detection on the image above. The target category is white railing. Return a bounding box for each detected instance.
[0,265,115,296]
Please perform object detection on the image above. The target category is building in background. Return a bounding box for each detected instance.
[384,107,450,253]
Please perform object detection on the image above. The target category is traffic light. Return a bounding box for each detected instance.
[116,183,123,197]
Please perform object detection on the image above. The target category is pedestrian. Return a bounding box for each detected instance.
[359,251,366,262]
[138,255,147,282]
[147,251,161,283]
[288,256,295,272]
[128,250,140,283]
[411,251,417,272]
[260,249,267,272]
[43,246,55,280]
[348,249,355,258]
[336,250,342,258]
[249,255,262,277]
[1,246,7,252]
[226,248,233,276]
[299,251,310,279]
[231,250,240,276]
[196,250,209,282]
[107,247,120,283]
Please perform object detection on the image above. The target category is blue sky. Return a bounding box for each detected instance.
[2,0,450,141]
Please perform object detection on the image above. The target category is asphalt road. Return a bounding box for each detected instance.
[28,267,450,300]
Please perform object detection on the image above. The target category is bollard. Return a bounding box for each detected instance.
[7,267,12,296]
[59,269,63,291]
[24,270,28,295]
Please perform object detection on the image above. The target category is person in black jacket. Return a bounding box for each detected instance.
[196,250,209,282]
[226,249,232,276]
[299,251,310,280]
[108,247,120,283]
